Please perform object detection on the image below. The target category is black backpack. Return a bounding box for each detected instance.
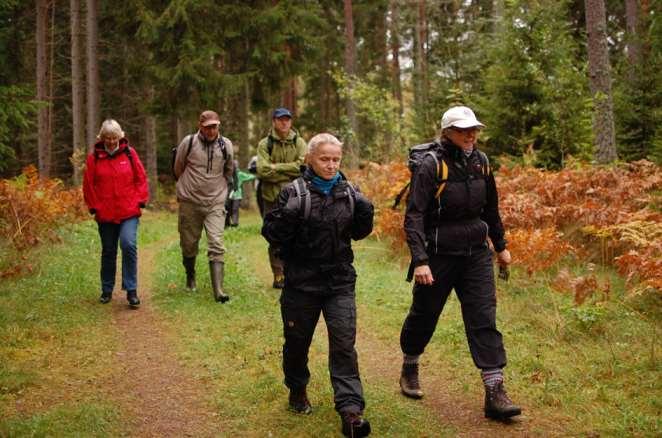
[392,141,489,209]
[291,177,356,220]
[171,134,227,180]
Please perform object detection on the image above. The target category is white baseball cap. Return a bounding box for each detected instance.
[441,106,485,130]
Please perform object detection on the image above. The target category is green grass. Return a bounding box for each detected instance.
[1,208,659,436]
[151,213,450,436]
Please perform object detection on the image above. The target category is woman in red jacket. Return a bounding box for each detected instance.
[83,119,149,307]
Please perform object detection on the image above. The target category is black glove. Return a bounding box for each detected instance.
[89,208,96,215]
[139,202,146,209]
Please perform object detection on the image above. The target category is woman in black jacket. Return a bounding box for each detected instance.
[399,106,521,420]
[262,133,374,437]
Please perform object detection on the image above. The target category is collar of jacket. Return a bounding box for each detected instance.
[93,138,129,158]
[269,128,297,143]
[302,167,349,194]
[197,131,222,146]
[440,138,475,162]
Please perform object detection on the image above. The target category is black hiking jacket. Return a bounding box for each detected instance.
[262,167,374,294]
[404,139,506,267]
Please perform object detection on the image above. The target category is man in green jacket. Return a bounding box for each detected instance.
[256,107,307,289]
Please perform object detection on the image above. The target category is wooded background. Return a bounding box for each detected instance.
[1,0,660,195]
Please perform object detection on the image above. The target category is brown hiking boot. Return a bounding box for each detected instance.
[272,273,285,289]
[484,382,522,419]
[400,363,424,399]
[340,411,371,437]
[288,388,312,414]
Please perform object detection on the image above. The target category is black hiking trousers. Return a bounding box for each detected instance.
[280,286,365,414]
[400,246,507,370]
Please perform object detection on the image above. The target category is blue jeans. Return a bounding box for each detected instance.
[98,217,139,293]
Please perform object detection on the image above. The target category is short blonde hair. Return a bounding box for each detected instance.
[307,133,343,154]
[97,119,125,140]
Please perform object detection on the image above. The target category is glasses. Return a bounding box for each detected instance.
[449,126,480,134]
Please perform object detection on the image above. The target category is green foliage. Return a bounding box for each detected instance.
[0,86,39,172]
[478,0,593,168]
[332,70,404,161]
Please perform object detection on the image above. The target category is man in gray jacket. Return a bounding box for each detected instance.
[173,110,235,302]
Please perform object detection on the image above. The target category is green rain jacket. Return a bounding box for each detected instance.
[256,128,306,203]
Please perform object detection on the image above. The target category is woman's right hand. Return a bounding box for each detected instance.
[413,265,434,285]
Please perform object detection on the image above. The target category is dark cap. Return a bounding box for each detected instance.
[272,107,293,119]
[199,110,220,127]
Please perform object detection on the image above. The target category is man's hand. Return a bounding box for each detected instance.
[496,249,511,266]
[413,265,434,285]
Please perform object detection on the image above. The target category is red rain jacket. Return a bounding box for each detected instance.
[83,139,149,224]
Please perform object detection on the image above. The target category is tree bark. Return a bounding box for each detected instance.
[343,0,358,167]
[414,0,428,109]
[36,0,51,178]
[585,0,617,163]
[144,112,157,205]
[70,0,86,183]
[86,0,99,149]
[389,0,403,117]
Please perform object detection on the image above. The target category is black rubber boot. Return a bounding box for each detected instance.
[209,261,230,303]
[400,362,424,399]
[99,291,112,304]
[182,256,196,291]
[127,290,140,308]
[288,387,312,414]
[484,382,522,419]
[340,411,371,437]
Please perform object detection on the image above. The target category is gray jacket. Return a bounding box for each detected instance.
[174,132,235,206]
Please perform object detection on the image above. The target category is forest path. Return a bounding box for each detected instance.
[102,234,220,437]
[245,227,560,437]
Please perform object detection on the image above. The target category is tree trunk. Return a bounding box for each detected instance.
[584,0,617,163]
[493,0,505,33]
[389,0,403,117]
[86,0,99,149]
[70,0,86,184]
[414,0,429,109]
[343,0,358,167]
[144,112,157,205]
[36,0,51,178]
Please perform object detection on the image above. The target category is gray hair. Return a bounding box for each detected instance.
[307,133,343,154]
[97,119,125,140]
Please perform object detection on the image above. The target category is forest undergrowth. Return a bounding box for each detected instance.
[350,158,662,310]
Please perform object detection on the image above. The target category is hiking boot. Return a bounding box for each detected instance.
[400,362,424,399]
[99,291,112,304]
[272,273,285,289]
[183,256,196,291]
[210,261,230,303]
[484,382,521,419]
[288,388,312,414]
[340,411,371,437]
[127,290,140,307]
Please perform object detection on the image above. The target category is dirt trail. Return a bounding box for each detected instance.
[248,231,563,436]
[103,237,220,437]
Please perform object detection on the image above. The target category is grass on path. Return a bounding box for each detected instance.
[1,209,659,437]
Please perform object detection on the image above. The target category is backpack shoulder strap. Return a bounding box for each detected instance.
[185,134,194,158]
[267,135,274,156]
[218,137,227,161]
[476,149,490,177]
[345,183,356,217]
[425,145,448,199]
[292,177,311,220]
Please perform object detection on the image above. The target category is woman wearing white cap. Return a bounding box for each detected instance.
[398,106,521,420]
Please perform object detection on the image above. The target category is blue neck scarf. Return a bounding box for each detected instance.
[311,172,341,195]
